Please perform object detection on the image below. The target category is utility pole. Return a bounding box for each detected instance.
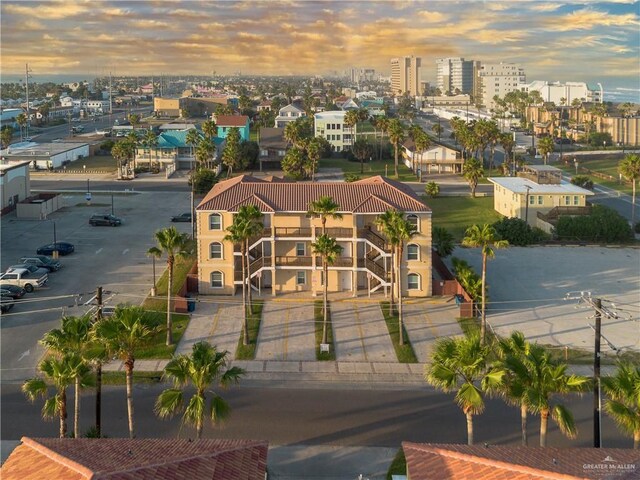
[593,297,602,448]
[109,71,113,115]
[95,286,103,437]
[25,63,32,139]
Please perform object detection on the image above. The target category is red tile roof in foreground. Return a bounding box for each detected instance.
[197,175,430,213]
[403,442,640,480]
[215,115,249,127]
[1,437,268,480]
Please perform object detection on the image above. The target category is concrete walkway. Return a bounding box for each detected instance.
[331,302,396,363]
[256,302,316,361]
[403,301,463,363]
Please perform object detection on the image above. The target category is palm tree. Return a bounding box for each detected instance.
[148,227,193,346]
[352,138,373,174]
[23,355,92,438]
[16,112,27,141]
[618,154,640,226]
[414,132,431,178]
[393,214,417,346]
[431,123,443,141]
[186,128,202,162]
[127,113,141,131]
[432,226,455,258]
[462,224,508,344]
[201,119,217,141]
[41,315,94,438]
[425,333,503,445]
[311,234,343,345]
[94,306,159,438]
[195,136,215,170]
[155,341,245,438]
[602,362,640,449]
[1,126,14,149]
[377,117,390,161]
[142,129,158,171]
[462,157,484,197]
[307,196,342,235]
[306,137,322,181]
[538,137,555,165]
[424,181,440,198]
[387,119,405,178]
[499,133,516,175]
[375,210,399,315]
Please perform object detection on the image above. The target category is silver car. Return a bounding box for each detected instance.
[6,264,50,278]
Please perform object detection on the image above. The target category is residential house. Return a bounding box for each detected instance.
[258,127,288,171]
[336,98,359,111]
[402,140,463,176]
[158,123,196,132]
[489,165,593,231]
[257,100,272,112]
[1,437,268,480]
[36,106,74,122]
[86,100,109,113]
[402,442,640,480]
[214,115,250,141]
[314,111,353,152]
[195,175,432,297]
[134,130,224,171]
[274,104,306,128]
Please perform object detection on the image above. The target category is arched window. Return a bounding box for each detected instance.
[210,271,223,288]
[407,273,420,290]
[407,244,419,261]
[406,214,419,232]
[209,213,222,230]
[209,242,223,259]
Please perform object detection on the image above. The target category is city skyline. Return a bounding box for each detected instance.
[1,0,639,95]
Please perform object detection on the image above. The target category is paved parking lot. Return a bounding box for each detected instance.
[256,302,316,361]
[450,246,640,353]
[1,191,191,382]
[404,302,461,363]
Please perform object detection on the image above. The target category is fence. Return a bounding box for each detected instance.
[431,250,475,317]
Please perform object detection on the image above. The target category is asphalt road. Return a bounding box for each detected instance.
[31,177,190,193]
[1,382,630,449]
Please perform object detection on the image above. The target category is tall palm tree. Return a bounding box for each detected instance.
[387,119,405,178]
[425,333,504,445]
[94,306,159,438]
[499,133,516,175]
[344,109,359,146]
[16,112,27,141]
[148,227,193,346]
[23,355,92,438]
[142,129,158,171]
[41,315,94,438]
[306,137,322,181]
[414,132,431,178]
[186,128,202,162]
[602,362,640,449]
[375,210,399,315]
[156,341,245,438]
[538,137,555,165]
[1,126,13,148]
[195,136,215,170]
[462,157,484,197]
[307,196,342,235]
[127,113,141,131]
[377,117,390,161]
[462,224,508,344]
[618,154,640,226]
[201,119,217,141]
[311,234,343,344]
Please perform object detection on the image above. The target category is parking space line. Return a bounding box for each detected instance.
[95,248,103,255]
[354,306,368,362]
[209,305,222,335]
[283,307,290,361]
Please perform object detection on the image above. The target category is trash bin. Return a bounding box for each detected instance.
[186,295,196,312]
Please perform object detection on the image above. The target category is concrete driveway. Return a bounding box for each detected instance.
[403,301,462,363]
[255,301,316,361]
[450,246,640,353]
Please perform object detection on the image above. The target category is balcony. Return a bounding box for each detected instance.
[273,227,312,238]
[275,256,313,267]
[537,205,592,225]
[325,227,353,238]
[358,228,389,251]
[314,256,354,268]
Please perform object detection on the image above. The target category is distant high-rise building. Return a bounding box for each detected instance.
[523,81,602,104]
[436,58,474,95]
[390,56,422,96]
[476,62,526,111]
[348,67,377,85]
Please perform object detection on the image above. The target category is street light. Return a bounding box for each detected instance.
[524,184,532,225]
[574,158,579,174]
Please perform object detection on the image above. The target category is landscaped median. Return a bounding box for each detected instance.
[314,300,335,361]
[235,300,264,360]
[380,302,418,363]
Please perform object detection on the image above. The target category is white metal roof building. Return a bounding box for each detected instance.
[1,142,89,170]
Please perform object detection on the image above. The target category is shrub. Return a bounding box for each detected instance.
[571,175,594,189]
[344,173,361,182]
[635,222,640,234]
[589,132,613,148]
[451,257,482,302]
[191,168,218,194]
[100,140,115,153]
[555,205,633,243]
[424,181,440,198]
[432,226,455,257]
[492,217,549,246]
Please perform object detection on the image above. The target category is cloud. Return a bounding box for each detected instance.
[528,3,563,12]
[548,8,639,31]
[3,1,90,19]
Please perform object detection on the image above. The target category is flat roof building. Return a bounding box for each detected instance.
[391,56,422,97]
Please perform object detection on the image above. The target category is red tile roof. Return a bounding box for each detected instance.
[403,442,640,480]
[197,175,430,213]
[1,437,268,480]
[215,115,249,127]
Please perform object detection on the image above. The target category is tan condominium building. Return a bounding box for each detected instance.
[196,175,432,298]
[391,56,422,97]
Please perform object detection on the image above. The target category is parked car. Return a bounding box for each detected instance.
[89,214,122,226]
[0,268,48,293]
[171,213,192,223]
[523,130,533,136]
[19,255,62,272]
[0,284,26,299]
[6,264,50,278]
[1,295,15,313]
[554,137,572,145]
[36,242,75,256]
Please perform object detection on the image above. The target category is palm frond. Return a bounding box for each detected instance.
[551,403,578,439]
[155,388,184,419]
[208,394,230,424]
[22,378,48,402]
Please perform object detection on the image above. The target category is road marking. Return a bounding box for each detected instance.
[122,249,129,255]
[209,305,221,336]
[95,248,103,255]
[354,305,368,362]
[17,349,30,362]
[283,306,290,361]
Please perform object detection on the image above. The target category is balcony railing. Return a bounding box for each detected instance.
[325,227,353,238]
[274,227,312,237]
[314,256,354,268]
[358,228,389,251]
[275,256,312,267]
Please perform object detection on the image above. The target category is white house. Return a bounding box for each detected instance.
[314,111,353,152]
[274,104,306,128]
[402,140,463,176]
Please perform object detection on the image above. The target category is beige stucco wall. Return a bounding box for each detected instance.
[1,163,30,211]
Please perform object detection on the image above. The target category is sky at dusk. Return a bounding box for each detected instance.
[1,0,639,94]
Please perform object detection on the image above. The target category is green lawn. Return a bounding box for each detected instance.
[136,312,190,359]
[143,257,196,311]
[66,155,117,171]
[314,301,336,361]
[424,196,503,241]
[554,154,633,194]
[235,300,265,360]
[380,302,418,363]
[319,157,417,182]
[386,448,407,479]
[102,371,165,385]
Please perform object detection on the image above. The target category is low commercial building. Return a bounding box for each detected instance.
[1,142,89,170]
[0,160,31,214]
[523,80,602,104]
[196,175,432,297]
[154,97,183,117]
[489,165,593,231]
[313,111,353,152]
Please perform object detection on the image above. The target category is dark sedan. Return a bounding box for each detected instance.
[0,284,26,299]
[171,213,192,222]
[36,242,75,256]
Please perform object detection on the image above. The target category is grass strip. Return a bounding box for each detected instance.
[143,256,196,311]
[315,300,336,361]
[102,371,164,385]
[136,312,189,359]
[380,302,418,363]
[235,300,264,360]
[423,196,503,241]
[386,448,406,480]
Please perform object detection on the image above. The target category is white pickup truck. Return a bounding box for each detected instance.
[0,267,48,293]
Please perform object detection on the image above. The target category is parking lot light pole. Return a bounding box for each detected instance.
[111,194,114,216]
[524,185,532,225]
[52,221,59,259]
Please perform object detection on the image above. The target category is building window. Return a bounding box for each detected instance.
[209,213,222,230]
[406,214,419,232]
[407,244,419,261]
[407,273,420,290]
[565,196,571,206]
[296,242,305,256]
[573,196,579,205]
[529,195,535,205]
[211,271,223,288]
[296,271,306,285]
[210,242,223,259]
[538,195,543,205]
